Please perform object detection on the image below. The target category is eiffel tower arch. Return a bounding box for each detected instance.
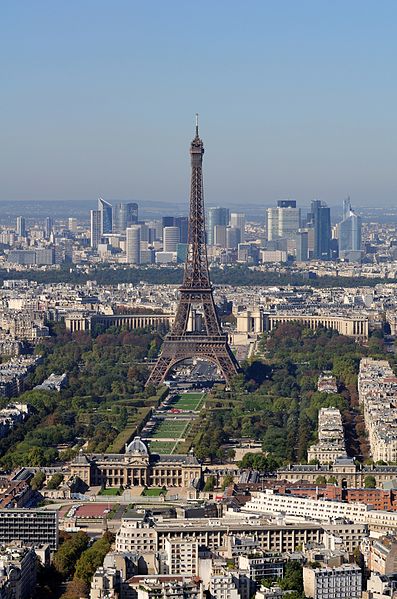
[146,117,240,387]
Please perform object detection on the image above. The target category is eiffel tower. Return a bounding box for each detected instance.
[146,117,240,387]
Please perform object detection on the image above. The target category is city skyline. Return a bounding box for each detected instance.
[3,2,397,593]
[1,1,396,205]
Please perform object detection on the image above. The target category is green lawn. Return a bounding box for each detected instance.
[151,419,188,439]
[99,487,121,496]
[172,393,205,411]
[148,440,176,454]
[141,487,167,497]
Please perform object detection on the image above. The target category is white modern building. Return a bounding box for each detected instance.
[266,200,300,241]
[163,226,180,252]
[229,212,246,242]
[244,489,397,532]
[126,226,141,264]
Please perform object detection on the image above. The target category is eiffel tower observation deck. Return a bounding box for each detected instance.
[146,117,240,387]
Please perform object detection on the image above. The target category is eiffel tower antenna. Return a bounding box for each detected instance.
[146,119,239,387]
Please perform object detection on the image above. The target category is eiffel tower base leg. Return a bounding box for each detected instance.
[145,337,239,388]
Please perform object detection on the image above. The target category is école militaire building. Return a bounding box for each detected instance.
[70,437,201,491]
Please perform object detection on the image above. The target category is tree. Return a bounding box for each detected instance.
[74,532,114,585]
[364,475,376,488]
[46,473,64,490]
[279,561,304,593]
[315,475,327,485]
[30,470,46,491]
[328,476,338,485]
[59,578,88,599]
[222,475,235,490]
[353,546,364,569]
[203,476,216,492]
[27,447,45,467]
[53,531,89,579]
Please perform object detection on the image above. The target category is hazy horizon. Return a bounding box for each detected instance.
[1,1,396,206]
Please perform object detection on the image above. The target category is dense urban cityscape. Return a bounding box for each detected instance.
[2,143,397,598]
[2,1,397,598]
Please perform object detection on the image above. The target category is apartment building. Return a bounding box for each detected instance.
[303,564,362,599]
[0,509,58,551]
[209,573,240,599]
[0,403,29,438]
[317,374,338,394]
[115,512,323,556]
[358,358,397,462]
[307,407,347,464]
[90,567,121,599]
[115,511,156,554]
[367,535,397,575]
[0,544,37,599]
[125,575,204,598]
[164,538,199,576]
[245,489,397,534]
[238,552,284,583]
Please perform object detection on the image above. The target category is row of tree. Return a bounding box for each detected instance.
[1,326,161,468]
[36,530,114,599]
[0,264,394,289]
[194,323,392,466]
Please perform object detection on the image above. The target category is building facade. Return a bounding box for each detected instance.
[207,208,230,246]
[113,202,138,233]
[0,509,58,551]
[307,407,347,464]
[70,437,201,490]
[303,564,362,599]
[98,198,113,235]
[126,226,141,264]
[90,209,102,249]
[311,200,331,260]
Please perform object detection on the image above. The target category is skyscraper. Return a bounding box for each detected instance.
[68,217,77,234]
[229,212,246,242]
[90,210,101,249]
[226,226,241,249]
[266,200,300,241]
[296,230,309,261]
[343,196,352,220]
[338,198,362,256]
[126,226,141,264]
[98,198,112,234]
[213,225,227,247]
[207,207,230,246]
[113,202,138,233]
[44,217,53,239]
[266,208,279,241]
[163,226,180,252]
[311,200,331,260]
[277,199,296,208]
[175,216,189,244]
[162,216,176,229]
[162,217,188,243]
[16,216,26,237]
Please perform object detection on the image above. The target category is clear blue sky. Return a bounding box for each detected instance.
[1,0,396,206]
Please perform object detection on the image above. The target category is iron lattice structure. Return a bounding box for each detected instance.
[146,119,240,387]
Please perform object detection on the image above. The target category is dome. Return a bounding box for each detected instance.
[125,436,149,455]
